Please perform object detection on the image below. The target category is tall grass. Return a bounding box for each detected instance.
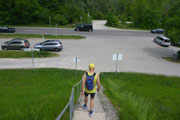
[101,72,180,120]
[0,34,85,39]
[0,68,83,120]
[0,51,58,58]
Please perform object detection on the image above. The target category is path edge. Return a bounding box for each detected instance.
[98,86,119,120]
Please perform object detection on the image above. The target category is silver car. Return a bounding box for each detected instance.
[34,40,63,52]
[154,36,171,47]
[1,38,30,50]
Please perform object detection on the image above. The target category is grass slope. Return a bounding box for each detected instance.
[0,68,83,120]
[0,34,85,39]
[101,72,180,120]
[0,51,58,58]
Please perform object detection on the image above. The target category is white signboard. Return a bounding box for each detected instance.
[112,54,123,61]
[73,58,80,62]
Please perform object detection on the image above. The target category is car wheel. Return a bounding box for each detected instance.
[54,48,60,52]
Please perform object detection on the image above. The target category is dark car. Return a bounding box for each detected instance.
[151,29,164,34]
[74,24,93,32]
[1,38,30,50]
[0,27,15,33]
[171,40,180,47]
[34,40,63,52]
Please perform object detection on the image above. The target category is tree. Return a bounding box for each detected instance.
[106,8,119,26]
[164,1,180,45]
[131,0,148,28]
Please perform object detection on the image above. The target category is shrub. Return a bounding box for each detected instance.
[54,14,67,25]
[93,12,105,20]
[106,13,119,26]
[120,13,127,24]
[178,51,180,60]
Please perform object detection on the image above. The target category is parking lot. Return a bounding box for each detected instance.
[0,20,180,76]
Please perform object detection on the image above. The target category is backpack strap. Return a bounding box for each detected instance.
[86,72,96,76]
[93,72,96,77]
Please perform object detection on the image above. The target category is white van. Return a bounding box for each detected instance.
[154,36,171,47]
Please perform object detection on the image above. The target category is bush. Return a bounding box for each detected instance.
[54,14,67,25]
[178,51,180,60]
[120,13,127,24]
[106,13,119,26]
[93,12,105,20]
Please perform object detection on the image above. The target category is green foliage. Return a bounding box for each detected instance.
[178,51,180,60]
[81,13,92,24]
[54,14,67,25]
[0,0,41,25]
[106,9,119,26]
[0,68,83,120]
[120,13,127,24]
[0,34,85,39]
[101,72,180,120]
[92,12,105,20]
[131,0,162,29]
[0,0,179,28]
[164,2,180,45]
[0,51,58,58]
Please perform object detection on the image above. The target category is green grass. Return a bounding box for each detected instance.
[0,34,85,39]
[163,57,180,63]
[106,23,150,31]
[0,68,83,120]
[0,51,58,58]
[101,72,180,120]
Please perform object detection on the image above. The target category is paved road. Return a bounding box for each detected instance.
[0,20,180,76]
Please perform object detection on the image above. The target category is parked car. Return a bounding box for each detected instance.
[171,40,180,47]
[74,24,93,32]
[0,27,15,33]
[34,40,63,52]
[1,38,30,50]
[154,36,171,47]
[151,29,164,34]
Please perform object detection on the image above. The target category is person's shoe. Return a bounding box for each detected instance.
[82,104,88,110]
[89,110,94,117]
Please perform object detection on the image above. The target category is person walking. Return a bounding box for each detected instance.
[81,63,101,117]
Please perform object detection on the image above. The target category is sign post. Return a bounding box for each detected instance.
[42,33,44,41]
[56,24,58,39]
[112,53,123,77]
[73,57,80,80]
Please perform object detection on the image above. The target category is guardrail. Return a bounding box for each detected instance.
[56,79,82,120]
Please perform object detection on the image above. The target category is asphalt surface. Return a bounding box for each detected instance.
[0,20,180,76]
